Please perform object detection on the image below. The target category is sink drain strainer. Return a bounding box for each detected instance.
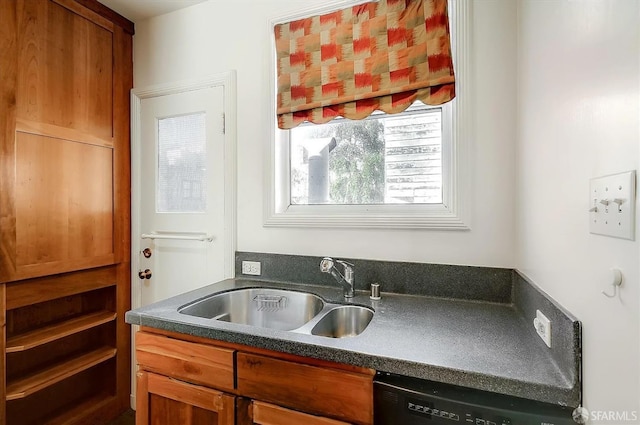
[253,294,288,312]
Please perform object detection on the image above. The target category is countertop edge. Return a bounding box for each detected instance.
[125,309,580,408]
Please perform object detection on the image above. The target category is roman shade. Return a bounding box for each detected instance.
[275,0,455,130]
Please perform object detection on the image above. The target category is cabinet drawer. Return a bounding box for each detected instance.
[136,332,235,392]
[252,400,351,425]
[237,353,373,425]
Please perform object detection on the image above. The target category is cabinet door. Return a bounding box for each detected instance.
[136,371,235,425]
[251,401,352,425]
[0,0,124,282]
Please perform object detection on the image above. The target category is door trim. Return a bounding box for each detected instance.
[130,72,237,407]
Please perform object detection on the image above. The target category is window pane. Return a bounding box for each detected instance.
[290,105,442,205]
[157,113,207,212]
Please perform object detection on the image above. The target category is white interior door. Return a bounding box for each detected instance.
[138,86,226,306]
[130,74,236,409]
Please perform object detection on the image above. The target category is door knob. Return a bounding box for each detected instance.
[138,269,152,279]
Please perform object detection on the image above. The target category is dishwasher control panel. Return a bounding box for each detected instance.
[374,373,575,425]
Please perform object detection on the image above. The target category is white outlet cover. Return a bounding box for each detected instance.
[241,261,261,276]
[589,170,636,240]
[534,309,551,348]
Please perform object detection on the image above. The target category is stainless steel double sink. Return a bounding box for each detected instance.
[178,287,373,338]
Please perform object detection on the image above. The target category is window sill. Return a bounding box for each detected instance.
[263,204,470,230]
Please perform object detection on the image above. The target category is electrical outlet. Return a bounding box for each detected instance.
[533,310,551,348]
[241,261,261,276]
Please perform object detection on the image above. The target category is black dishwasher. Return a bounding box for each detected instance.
[374,372,575,425]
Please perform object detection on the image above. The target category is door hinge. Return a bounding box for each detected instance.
[222,113,225,134]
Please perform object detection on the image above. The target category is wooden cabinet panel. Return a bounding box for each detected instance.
[16,0,113,140]
[252,401,352,425]
[237,353,374,425]
[137,371,235,425]
[14,132,114,276]
[0,0,19,284]
[136,332,235,392]
[1,0,123,282]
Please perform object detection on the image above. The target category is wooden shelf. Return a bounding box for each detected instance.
[44,393,117,425]
[6,347,117,401]
[6,311,117,353]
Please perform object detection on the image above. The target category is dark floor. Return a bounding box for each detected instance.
[107,409,135,425]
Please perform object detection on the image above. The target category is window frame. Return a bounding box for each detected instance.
[265,0,471,229]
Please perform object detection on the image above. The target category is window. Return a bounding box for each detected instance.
[266,0,470,229]
[290,102,445,206]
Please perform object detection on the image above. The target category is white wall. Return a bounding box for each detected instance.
[133,0,640,414]
[133,0,518,268]
[516,0,639,417]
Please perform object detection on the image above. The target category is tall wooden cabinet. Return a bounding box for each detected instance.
[0,0,133,423]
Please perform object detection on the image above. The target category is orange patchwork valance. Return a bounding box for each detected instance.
[274,0,455,130]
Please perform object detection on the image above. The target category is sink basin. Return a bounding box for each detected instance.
[179,286,375,338]
[178,288,325,331]
[310,305,374,338]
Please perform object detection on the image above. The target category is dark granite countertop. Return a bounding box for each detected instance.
[125,278,577,407]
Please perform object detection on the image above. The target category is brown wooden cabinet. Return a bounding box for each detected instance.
[237,353,374,424]
[135,331,235,392]
[0,0,133,424]
[135,329,375,425]
[250,401,351,425]
[136,372,235,425]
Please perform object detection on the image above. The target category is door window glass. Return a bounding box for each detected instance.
[157,113,207,212]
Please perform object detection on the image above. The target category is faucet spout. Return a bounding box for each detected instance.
[320,257,355,298]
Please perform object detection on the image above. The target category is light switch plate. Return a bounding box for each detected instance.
[589,171,636,240]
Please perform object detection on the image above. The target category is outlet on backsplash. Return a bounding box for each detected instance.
[534,309,552,348]
[242,261,261,276]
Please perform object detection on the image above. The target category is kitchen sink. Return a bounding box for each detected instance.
[178,286,374,337]
[310,305,374,338]
[178,287,325,331]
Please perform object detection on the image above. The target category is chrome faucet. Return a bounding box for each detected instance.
[320,257,354,298]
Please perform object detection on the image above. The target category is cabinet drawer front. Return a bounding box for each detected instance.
[252,401,352,425]
[237,353,373,425]
[147,372,234,413]
[136,332,235,392]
